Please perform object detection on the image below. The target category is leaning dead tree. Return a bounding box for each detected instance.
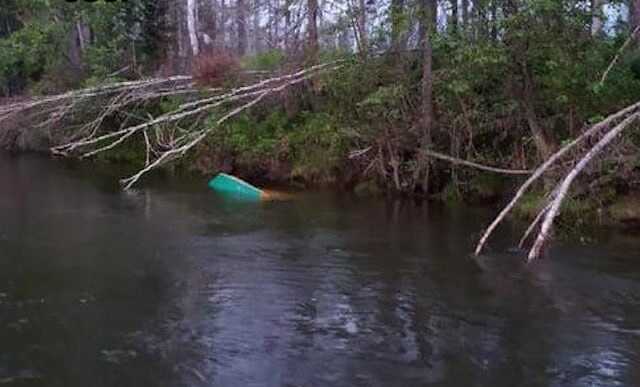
[0,75,196,124]
[2,57,636,261]
[475,101,640,260]
[0,62,340,190]
[0,76,199,149]
[476,27,640,261]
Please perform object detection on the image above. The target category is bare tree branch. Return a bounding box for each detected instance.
[422,149,532,175]
[474,101,640,256]
[0,62,341,189]
[526,113,639,260]
[599,26,640,87]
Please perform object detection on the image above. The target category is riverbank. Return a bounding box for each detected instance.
[2,140,640,233]
[2,50,640,239]
[2,53,640,235]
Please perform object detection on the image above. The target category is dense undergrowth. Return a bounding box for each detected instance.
[2,0,640,226]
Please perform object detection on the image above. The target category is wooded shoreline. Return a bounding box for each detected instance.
[2,0,640,257]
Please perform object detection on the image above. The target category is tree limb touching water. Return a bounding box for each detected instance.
[0,62,341,190]
[475,103,640,260]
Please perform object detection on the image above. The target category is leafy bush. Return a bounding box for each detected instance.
[243,50,286,71]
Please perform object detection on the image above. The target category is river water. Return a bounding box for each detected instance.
[1,152,640,386]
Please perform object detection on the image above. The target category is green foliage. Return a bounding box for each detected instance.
[3,0,640,199]
[158,96,183,115]
[287,112,347,180]
[243,50,286,71]
[221,111,286,158]
[468,174,506,202]
[0,19,62,88]
[358,84,410,122]
[514,190,598,227]
[323,57,414,141]
[0,0,162,94]
[514,191,547,220]
[94,137,146,165]
[441,182,462,202]
[208,109,346,182]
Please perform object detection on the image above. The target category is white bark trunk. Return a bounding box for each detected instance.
[253,0,261,53]
[357,0,368,54]
[220,0,227,47]
[527,113,639,260]
[475,100,640,256]
[187,0,200,56]
[237,0,247,55]
[76,21,88,52]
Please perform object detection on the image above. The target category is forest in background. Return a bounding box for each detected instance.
[1,0,640,232]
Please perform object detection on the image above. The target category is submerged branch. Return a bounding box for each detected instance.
[1,62,341,190]
[474,101,640,257]
[120,64,341,189]
[518,189,557,249]
[526,113,639,260]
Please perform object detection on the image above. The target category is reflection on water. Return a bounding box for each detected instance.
[1,153,640,386]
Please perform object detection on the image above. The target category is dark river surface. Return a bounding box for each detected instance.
[1,153,640,386]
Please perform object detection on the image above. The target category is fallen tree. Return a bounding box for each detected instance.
[1,59,637,261]
[0,62,341,189]
[475,102,640,260]
[0,76,199,151]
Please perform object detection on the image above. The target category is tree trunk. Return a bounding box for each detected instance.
[237,0,247,55]
[68,19,90,72]
[284,0,292,52]
[253,0,261,53]
[357,0,368,55]
[187,0,200,56]
[527,113,639,260]
[266,0,274,48]
[461,0,468,30]
[220,0,227,48]
[450,0,458,33]
[502,0,555,161]
[319,0,328,48]
[490,0,498,40]
[522,63,556,160]
[391,0,406,50]
[422,0,436,128]
[307,0,319,62]
[430,0,437,27]
[420,0,436,194]
[339,26,351,51]
[631,0,640,44]
[282,0,296,118]
[76,21,90,53]
[273,0,280,49]
[201,0,217,49]
[473,0,488,39]
[591,0,604,36]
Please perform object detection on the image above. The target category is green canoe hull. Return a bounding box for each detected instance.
[208,173,264,201]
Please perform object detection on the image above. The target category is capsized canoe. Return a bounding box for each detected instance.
[208,173,295,201]
[208,173,264,201]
